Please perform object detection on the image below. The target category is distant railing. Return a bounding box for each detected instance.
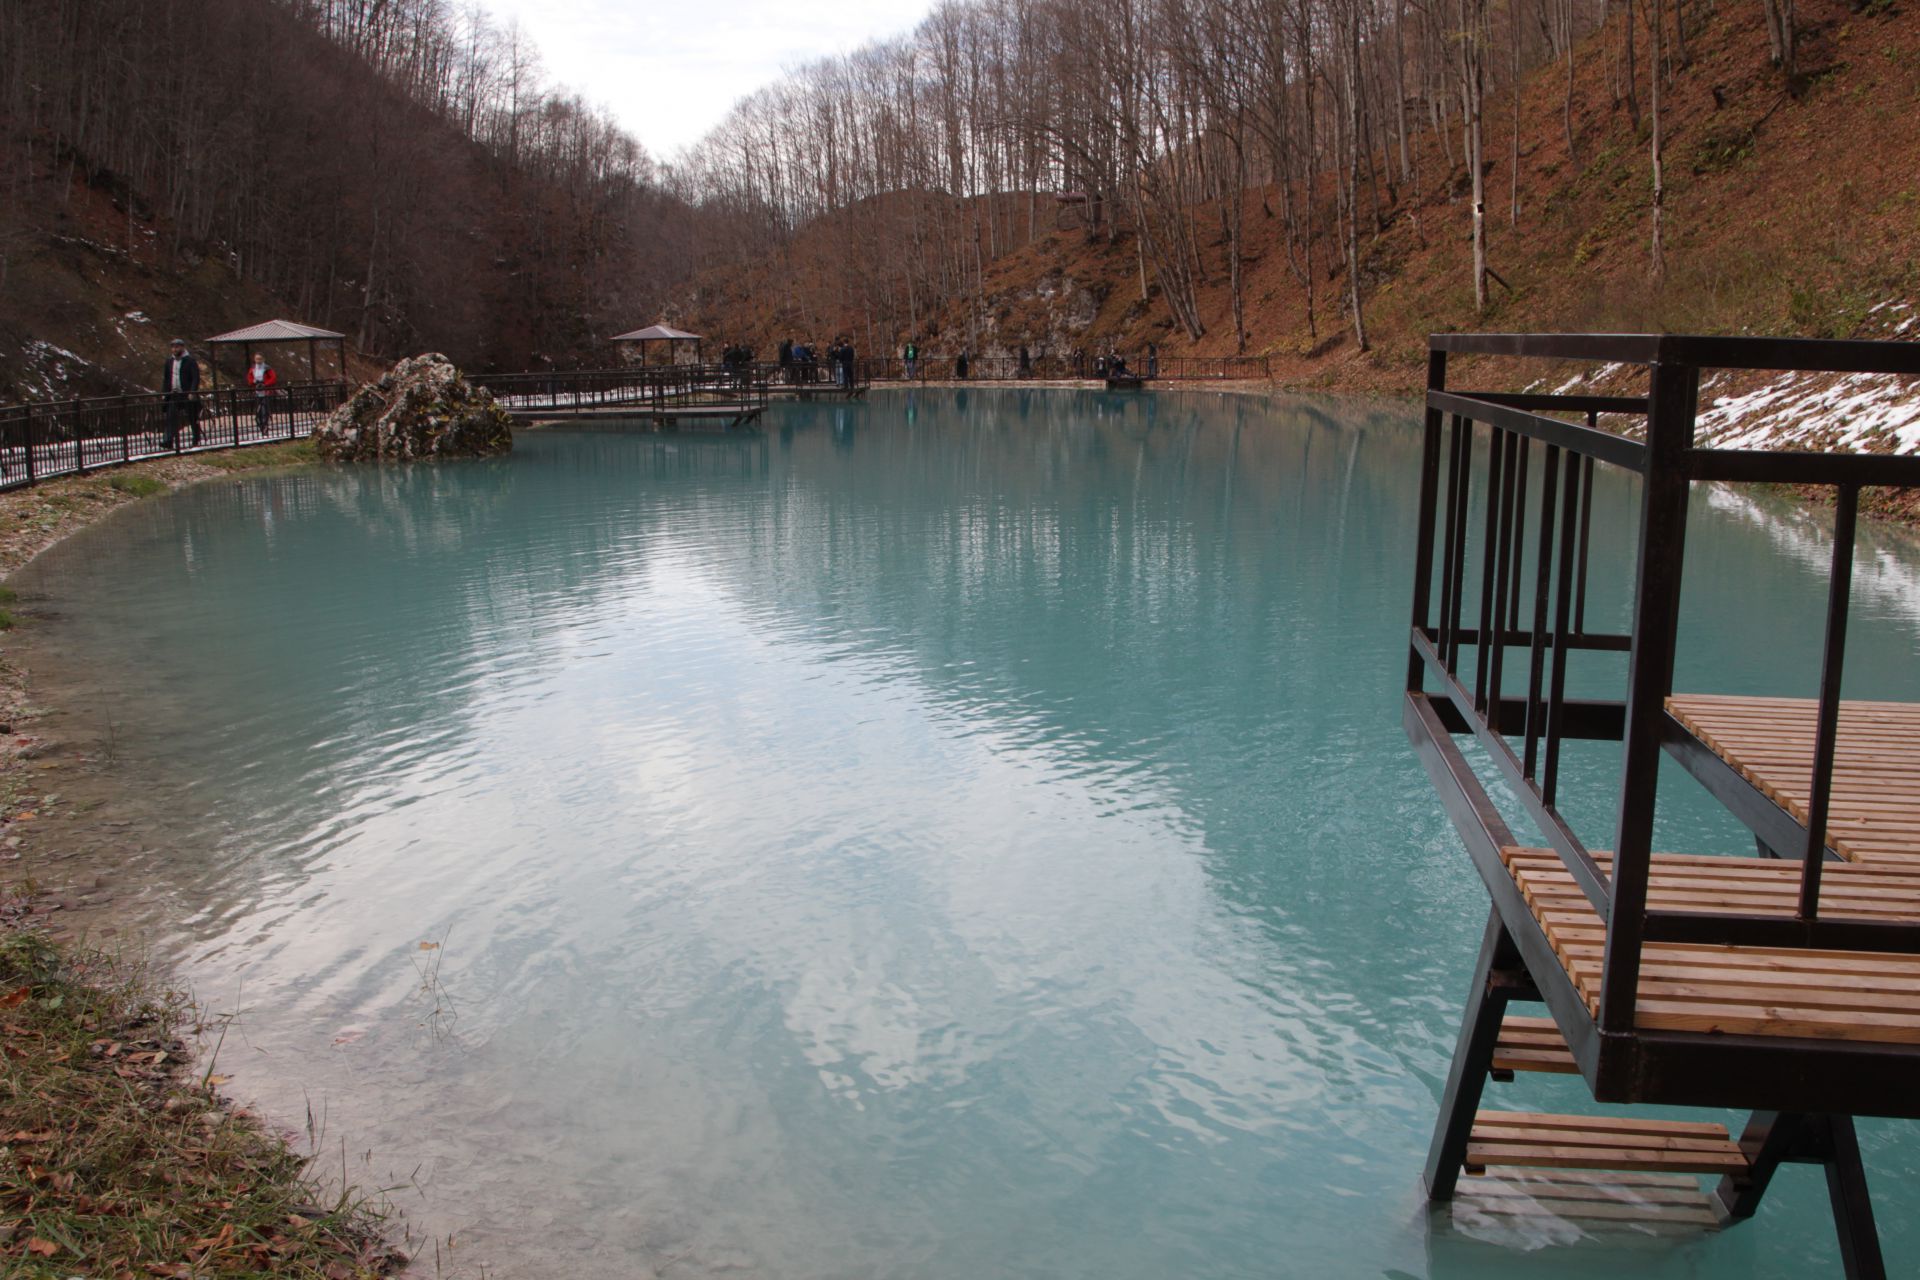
[0,382,346,492]
[474,365,773,415]
[852,352,1271,382]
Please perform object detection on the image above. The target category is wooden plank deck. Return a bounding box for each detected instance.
[1468,1110,1748,1175]
[1493,1014,1579,1075]
[1453,1168,1724,1229]
[1667,694,1920,867]
[1503,847,1920,1044]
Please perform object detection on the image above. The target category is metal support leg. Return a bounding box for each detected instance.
[1820,1115,1885,1280]
[1717,1112,1884,1279]
[1424,908,1529,1199]
[1716,1110,1797,1219]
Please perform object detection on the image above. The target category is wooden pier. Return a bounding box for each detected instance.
[1405,332,1920,1277]
[474,366,777,431]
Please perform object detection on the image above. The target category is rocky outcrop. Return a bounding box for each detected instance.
[315,354,512,461]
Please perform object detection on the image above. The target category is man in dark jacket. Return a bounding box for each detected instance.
[160,338,201,449]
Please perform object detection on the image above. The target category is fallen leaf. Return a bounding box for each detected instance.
[26,1236,58,1256]
[8,1129,54,1142]
[418,941,440,950]
[205,1074,230,1087]
[0,986,27,1009]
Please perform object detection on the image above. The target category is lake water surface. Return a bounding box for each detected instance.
[14,389,1920,1277]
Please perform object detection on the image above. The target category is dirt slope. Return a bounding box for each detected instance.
[681,0,1920,397]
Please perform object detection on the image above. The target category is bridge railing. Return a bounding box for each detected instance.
[474,365,770,414]
[0,382,346,492]
[853,352,1271,382]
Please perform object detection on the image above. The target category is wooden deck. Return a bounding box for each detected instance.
[1504,847,1920,1044]
[1468,1110,1749,1176]
[1668,694,1920,866]
[1491,1014,1578,1075]
[1453,1168,1723,1229]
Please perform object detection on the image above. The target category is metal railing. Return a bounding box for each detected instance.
[851,352,1271,382]
[1404,332,1920,1040]
[473,365,772,415]
[0,382,347,492]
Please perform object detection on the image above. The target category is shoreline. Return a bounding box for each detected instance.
[0,439,406,1278]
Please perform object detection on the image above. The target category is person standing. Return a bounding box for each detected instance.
[1147,341,1159,378]
[1018,344,1031,379]
[160,338,201,449]
[903,337,920,380]
[955,350,970,380]
[246,354,278,433]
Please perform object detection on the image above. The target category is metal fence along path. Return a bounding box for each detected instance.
[0,383,347,491]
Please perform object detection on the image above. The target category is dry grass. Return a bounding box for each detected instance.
[0,921,403,1278]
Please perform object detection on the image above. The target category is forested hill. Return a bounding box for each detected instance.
[0,0,702,398]
[3,0,1917,408]
[675,0,1920,398]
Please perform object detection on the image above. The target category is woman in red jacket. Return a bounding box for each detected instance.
[247,355,279,433]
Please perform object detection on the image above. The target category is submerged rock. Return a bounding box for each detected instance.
[315,354,512,461]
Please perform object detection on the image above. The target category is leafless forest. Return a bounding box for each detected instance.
[1,0,1802,369]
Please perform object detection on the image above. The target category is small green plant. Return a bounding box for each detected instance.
[1691,125,1755,175]
[105,472,166,497]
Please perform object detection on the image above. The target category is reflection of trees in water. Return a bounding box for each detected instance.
[21,395,1430,939]
[679,391,1433,985]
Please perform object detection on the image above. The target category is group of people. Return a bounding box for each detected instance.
[886,340,1157,381]
[160,338,281,450]
[775,337,859,388]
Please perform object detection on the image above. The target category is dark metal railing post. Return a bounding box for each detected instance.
[1797,483,1860,917]
[1542,451,1584,806]
[1473,428,1507,712]
[1523,443,1562,779]
[1445,416,1471,675]
[1598,359,1699,1035]
[23,405,36,485]
[1436,414,1466,674]
[1488,434,1527,725]
[1408,349,1448,692]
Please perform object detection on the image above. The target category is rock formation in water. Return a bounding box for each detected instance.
[315,353,513,461]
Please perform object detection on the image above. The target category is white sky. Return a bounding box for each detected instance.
[484,0,935,160]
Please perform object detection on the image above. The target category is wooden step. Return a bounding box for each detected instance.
[1492,1014,1578,1075]
[1466,1110,1750,1176]
[1455,1170,1724,1230]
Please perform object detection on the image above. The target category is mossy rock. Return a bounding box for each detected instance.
[315,353,513,462]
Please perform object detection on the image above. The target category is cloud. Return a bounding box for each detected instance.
[485,0,932,157]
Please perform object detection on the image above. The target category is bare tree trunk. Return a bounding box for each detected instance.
[1648,0,1665,284]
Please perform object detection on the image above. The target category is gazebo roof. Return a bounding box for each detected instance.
[205,319,346,344]
[611,324,701,342]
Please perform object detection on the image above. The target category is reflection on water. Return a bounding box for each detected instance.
[11,389,1919,1278]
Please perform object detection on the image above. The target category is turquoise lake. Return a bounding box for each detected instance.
[14,389,1920,1277]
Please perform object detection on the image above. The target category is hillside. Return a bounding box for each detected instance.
[680,0,1920,408]
[0,169,397,401]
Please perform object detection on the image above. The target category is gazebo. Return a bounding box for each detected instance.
[612,324,703,367]
[204,319,349,387]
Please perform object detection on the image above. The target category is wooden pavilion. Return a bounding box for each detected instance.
[612,324,703,367]
[204,319,348,387]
